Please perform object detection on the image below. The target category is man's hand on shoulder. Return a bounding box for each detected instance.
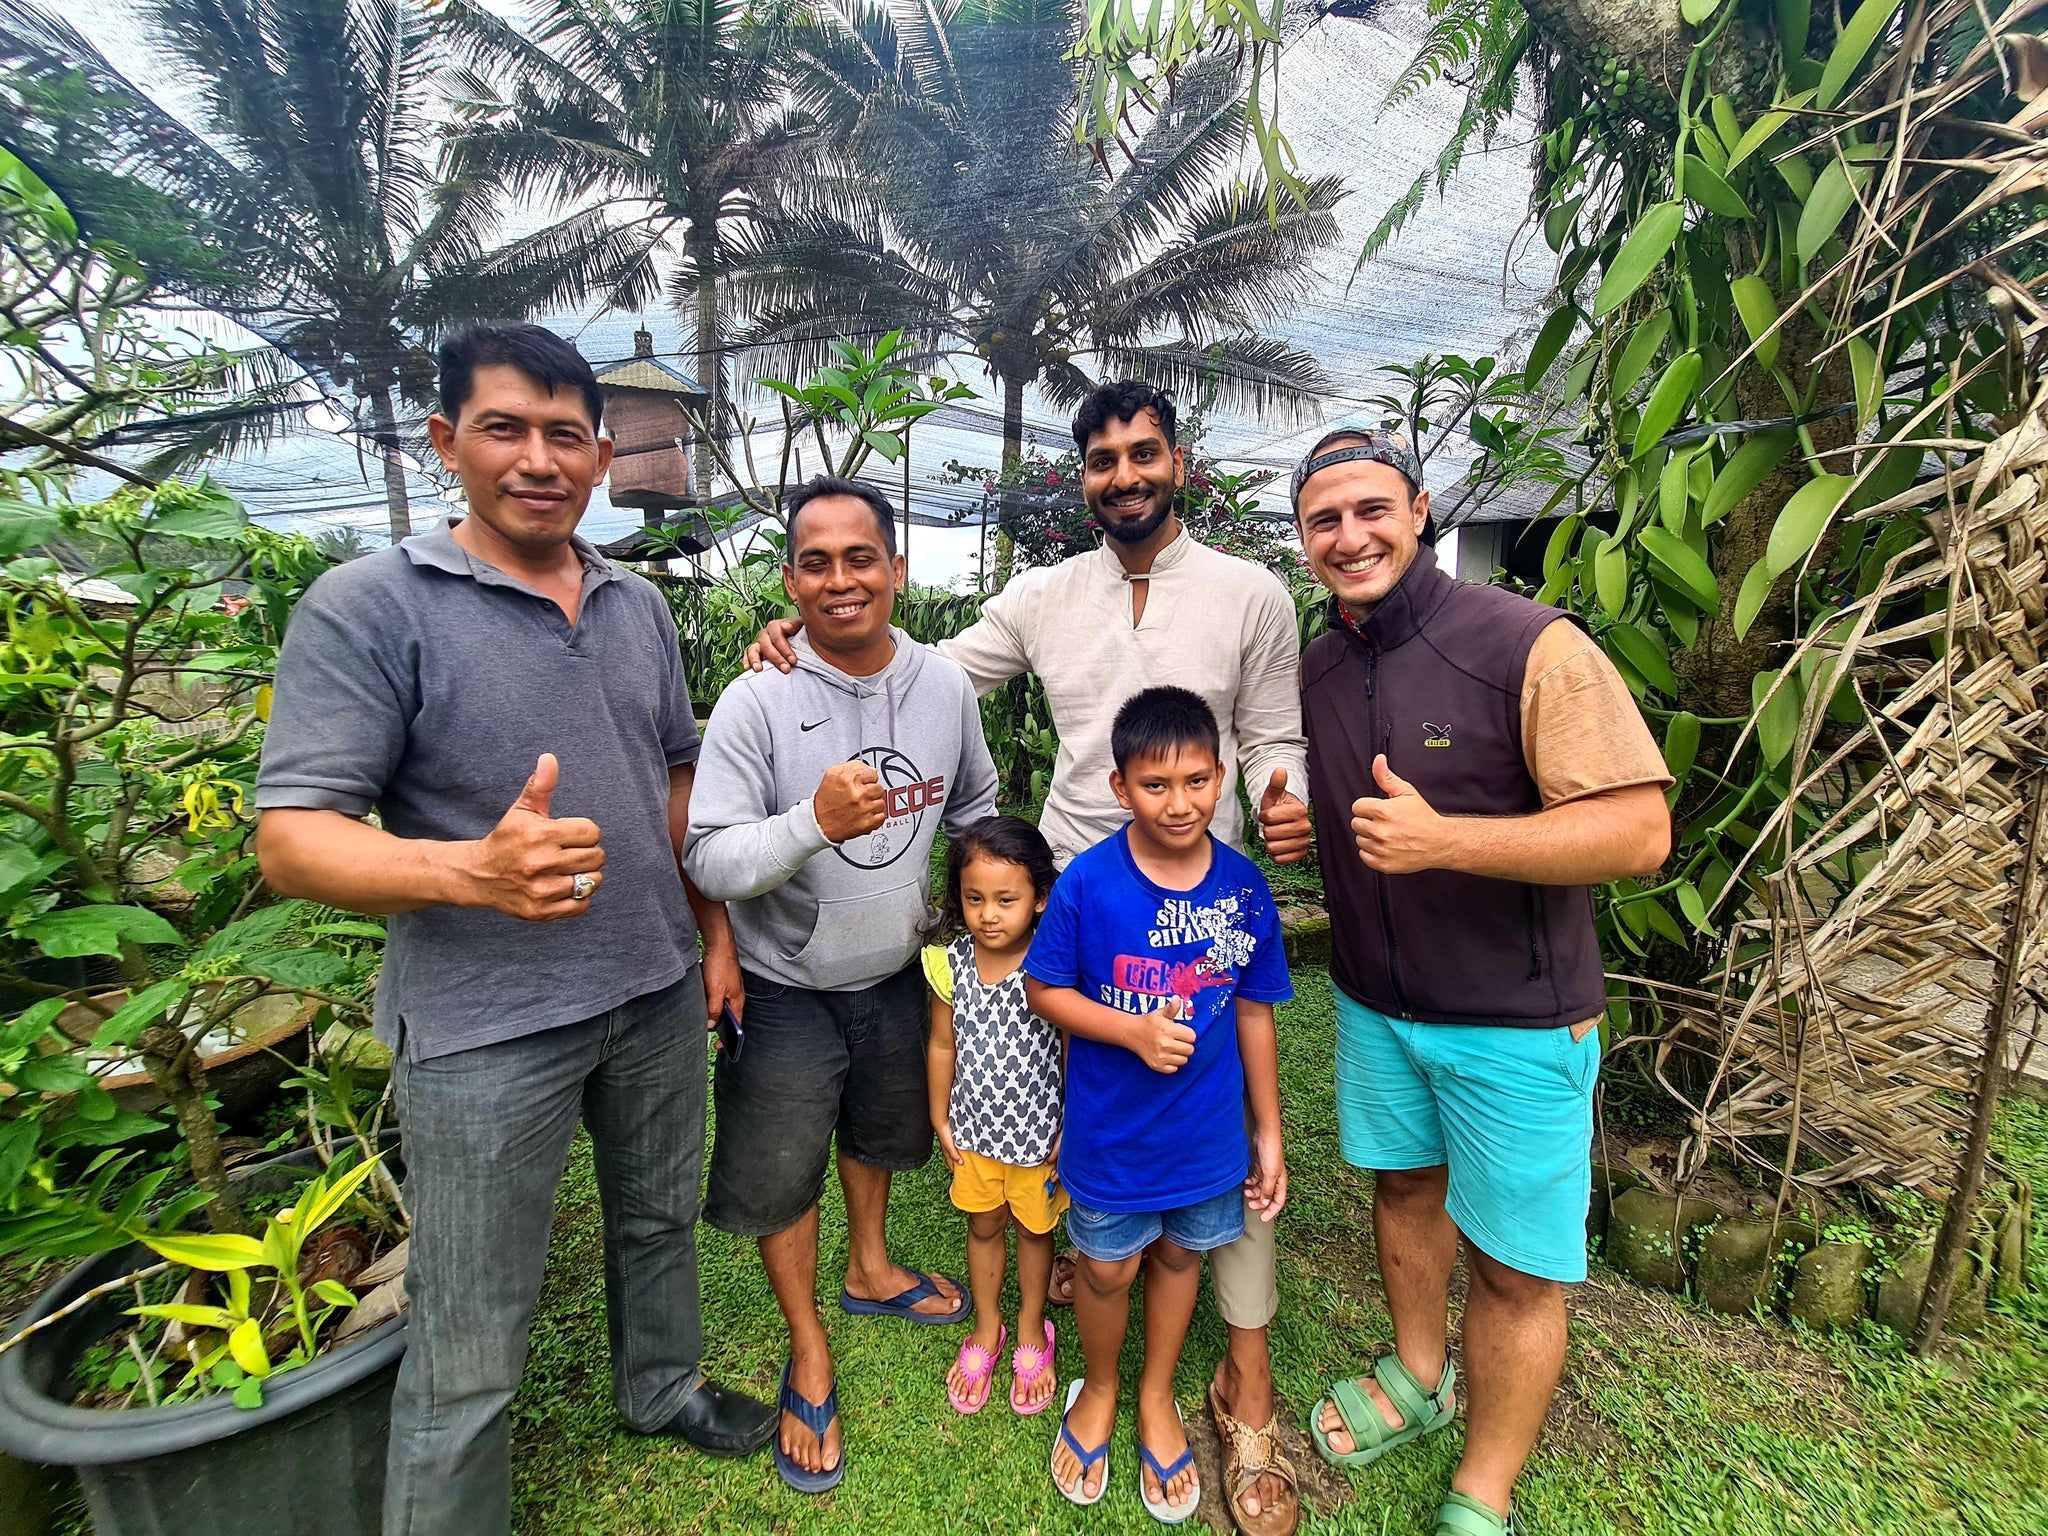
[1351,754,1451,875]
[814,760,887,843]
[1255,768,1313,866]
[445,753,608,920]
[744,617,803,674]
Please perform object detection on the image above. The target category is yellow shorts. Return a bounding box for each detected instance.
[949,1148,1069,1235]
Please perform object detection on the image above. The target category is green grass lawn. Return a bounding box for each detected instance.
[508,967,2048,1535]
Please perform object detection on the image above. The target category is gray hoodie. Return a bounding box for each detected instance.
[684,627,999,991]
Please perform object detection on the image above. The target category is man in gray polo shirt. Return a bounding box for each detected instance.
[255,325,774,1536]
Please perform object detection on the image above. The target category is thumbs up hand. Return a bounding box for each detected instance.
[454,753,607,920]
[1351,754,1446,874]
[1255,766,1313,866]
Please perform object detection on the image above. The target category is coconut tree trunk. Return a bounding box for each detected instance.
[372,386,412,545]
[995,372,1025,586]
[693,245,723,503]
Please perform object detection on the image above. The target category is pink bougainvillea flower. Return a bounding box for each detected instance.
[1046,470,1062,487]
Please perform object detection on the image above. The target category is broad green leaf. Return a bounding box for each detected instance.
[243,948,348,989]
[859,429,904,463]
[24,904,182,959]
[1639,526,1722,611]
[54,1109,167,1147]
[1729,107,1796,172]
[147,485,248,542]
[194,901,303,962]
[91,979,190,1049]
[130,1302,238,1329]
[1611,312,1674,398]
[1730,276,1781,368]
[294,1154,385,1238]
[1643,897,1689,946]
[141,1231,266,1271]
[1663,711,1702,779]
[1563,348,1599,404]
[1817,0,1904,108]
[1594,537,1628,620]
[1523,306,1579,384]
[1677,880,1712,931]
[229,1317,272,1377]
[311,1279,359,1310]
[1682,156,1751,220]
[1594,202,1684,318]
[11,1056,94,1094]
[1752,669,1803,766]
[2,997,64,1053]
[1711,96,1743,161]
[1732,560,1776,639]
[1682,0,1722,20]
[1776,150,1816,203]
[1605,624,1680,695]
[1660,449,1695,532]
[0,1119,38,1197]
[1848,335,1881,428]
[1633,352,1703,459]
[0,499,61,559]
[1765,474,1854,578]
[1542,515,1581,581]
[1703,430,1795,525]
[1797,157,1869,262]
[1777,0,1810,57]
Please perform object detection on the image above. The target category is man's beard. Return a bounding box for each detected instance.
[1092,493,1173,546]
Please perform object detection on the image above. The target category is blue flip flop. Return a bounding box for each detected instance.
[772,1359,844,1494]
[837,1268,970,1325]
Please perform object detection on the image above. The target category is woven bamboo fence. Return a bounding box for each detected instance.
[1654,365,2048,1192]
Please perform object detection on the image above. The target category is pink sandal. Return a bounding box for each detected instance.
[947,1325,1005,1414]
[1010,1319,1057,1415]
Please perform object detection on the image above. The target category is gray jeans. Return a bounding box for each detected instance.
[383,971,708,1536]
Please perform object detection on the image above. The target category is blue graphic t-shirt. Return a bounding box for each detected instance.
[1024,828,1293,1212]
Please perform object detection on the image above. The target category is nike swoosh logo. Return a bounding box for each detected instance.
[800,719,828,731]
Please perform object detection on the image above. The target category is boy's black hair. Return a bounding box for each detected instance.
[1111,686,1221,772]
[925,815,1057,943]
[784,474,898,557]
[437,324,603,430]
[1071,380,1177,454]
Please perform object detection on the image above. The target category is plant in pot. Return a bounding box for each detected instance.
[0,153,407,1536]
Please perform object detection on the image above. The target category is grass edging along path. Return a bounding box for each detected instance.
[509,968,2048,1535]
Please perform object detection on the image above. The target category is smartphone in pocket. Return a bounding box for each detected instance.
[715,1004,744,1062]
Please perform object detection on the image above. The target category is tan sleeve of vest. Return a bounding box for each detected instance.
[1520,619,1675,808]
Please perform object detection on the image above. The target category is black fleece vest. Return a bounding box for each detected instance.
[1301,547,1606,1028]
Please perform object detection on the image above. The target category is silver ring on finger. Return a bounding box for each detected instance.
[571,872,597,902]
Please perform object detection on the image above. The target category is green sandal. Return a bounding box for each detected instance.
[1435,1491,1515,1535]
[1309,1353,1457,1469]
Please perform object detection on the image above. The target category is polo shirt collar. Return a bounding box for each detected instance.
[400,521,624,594]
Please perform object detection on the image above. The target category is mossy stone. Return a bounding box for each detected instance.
[1605,1187,1720,1292]
[1875,1238,1933,1335]
[1949,1248,1992,1337]
[1789,1241,1871,1330]
[1588,1163,1646,1245]
[1697,1216,1808,1316]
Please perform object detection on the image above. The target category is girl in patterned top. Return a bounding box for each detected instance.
[924,815,1066,1416]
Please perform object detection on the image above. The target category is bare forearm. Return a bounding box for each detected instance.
[1435,791,1670,884]
[1024,979,1139,1048]
[1235,1001,1282,1138]
[256,809,468,915]
[928,1034,956,1132]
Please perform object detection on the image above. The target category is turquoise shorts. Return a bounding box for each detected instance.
[1333,992,1599,1283]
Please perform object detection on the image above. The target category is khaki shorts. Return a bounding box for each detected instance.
[1208,1099,1279,1329]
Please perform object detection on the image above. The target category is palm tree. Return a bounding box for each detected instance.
[435,0,843,496]
[0,0,540,543]
[739,0,1345,474]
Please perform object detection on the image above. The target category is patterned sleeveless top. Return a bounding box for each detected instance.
[937,935,1064,1166]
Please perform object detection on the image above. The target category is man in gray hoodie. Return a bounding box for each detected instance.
[684,475,998,1491]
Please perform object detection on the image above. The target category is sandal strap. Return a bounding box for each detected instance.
[779,1368,839,1438]
[1141,1441,1195,1485]
[1436,1492,1511,1536]
[1059,1418,1109,1469]
[1373,1352,1450,1429]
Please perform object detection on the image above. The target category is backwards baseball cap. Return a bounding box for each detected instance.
[1289,428,1423,509]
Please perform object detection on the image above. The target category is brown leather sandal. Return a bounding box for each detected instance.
[1207,1379,1301,1536]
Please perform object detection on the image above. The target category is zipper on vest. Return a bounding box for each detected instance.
[1524,885,1544,981]
[1374,714,1409,1013]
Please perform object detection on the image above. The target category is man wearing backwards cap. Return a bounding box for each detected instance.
[1279,429,1671,1536]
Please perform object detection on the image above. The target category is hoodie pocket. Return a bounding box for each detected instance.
[787,880,929,990]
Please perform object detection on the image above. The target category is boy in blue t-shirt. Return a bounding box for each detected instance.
[1024,686,1291,1520]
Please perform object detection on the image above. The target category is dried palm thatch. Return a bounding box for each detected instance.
[1643,3,2048,1196]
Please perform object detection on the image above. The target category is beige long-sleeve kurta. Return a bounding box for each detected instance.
[936,527,1310,866]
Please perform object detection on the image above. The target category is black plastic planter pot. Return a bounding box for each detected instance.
[0,1145,407,1536]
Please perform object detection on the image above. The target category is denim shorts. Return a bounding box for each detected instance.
[703,960,933,1237]
[1333,991,1598,1282]
[1065,1186,1246,1263]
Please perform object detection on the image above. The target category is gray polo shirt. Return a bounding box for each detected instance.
[255,525,702,1060]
